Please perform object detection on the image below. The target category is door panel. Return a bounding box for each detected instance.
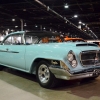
[0,33,26,70]
[0,45,26,69]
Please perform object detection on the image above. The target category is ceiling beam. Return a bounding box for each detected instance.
[49,1,100,7]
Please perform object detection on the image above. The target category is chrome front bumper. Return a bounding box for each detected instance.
[49,67,100,80]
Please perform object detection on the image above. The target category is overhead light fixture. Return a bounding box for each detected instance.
[47,6,50,11]
[12,19,15,21]
[79,21,82,24]
[74,15,78,18]
[65,20,67,23]
[82,23,85,25]
[88,27,90,29]
[7,29,10,31]
[11,29,14,32]
[24,23,27,26]
[15,26,18,28]
[64,4,69,8]
[43,27,46,29]
[35,25,38,27]
[23,9,26,11]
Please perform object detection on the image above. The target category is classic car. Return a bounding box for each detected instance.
[0,31,100,88]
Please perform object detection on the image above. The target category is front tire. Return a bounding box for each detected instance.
[0,65,4,70]
[36,60,56,88]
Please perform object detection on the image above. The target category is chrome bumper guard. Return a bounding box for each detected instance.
[49,67,100,80]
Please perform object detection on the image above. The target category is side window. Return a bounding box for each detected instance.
[13,35,21,45]
[3,34,24,45]
[25,35,38,44]
[4,36,13,45]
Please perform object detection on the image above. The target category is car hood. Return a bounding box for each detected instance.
[36,42,99,51]
[30,42,100,72]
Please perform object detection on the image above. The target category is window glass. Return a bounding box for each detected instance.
[4,36,12,45]
[3,34,23,45]
[25,35,39,44]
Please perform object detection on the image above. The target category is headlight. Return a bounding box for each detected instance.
[72,60,77,68]
[67,50,77,68]
[67,53,74,61]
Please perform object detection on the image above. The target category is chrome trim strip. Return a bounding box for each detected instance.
[0,50,19,53]
[49,67,100,80]
[80,50,100,67]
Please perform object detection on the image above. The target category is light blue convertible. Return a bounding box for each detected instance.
[0,31,100,88]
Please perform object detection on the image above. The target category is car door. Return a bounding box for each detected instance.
[0,33,26,70]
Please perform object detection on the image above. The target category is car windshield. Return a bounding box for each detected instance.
[24,31,85,44]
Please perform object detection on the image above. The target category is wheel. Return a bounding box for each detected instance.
[36,60,56,88]
[0,65,4,70]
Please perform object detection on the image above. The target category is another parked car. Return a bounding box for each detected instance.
[64,37,85,42]
[87,40,100,47]
[0,31,100,88]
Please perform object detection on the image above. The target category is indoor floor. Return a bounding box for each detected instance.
[0,67,100,100]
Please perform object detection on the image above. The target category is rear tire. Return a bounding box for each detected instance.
[36,60,56,88]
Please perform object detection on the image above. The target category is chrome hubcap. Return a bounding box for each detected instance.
[38,64,50,83]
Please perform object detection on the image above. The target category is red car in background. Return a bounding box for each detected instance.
[64,37,85,42]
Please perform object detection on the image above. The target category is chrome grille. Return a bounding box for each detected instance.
[80,50,100,66]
